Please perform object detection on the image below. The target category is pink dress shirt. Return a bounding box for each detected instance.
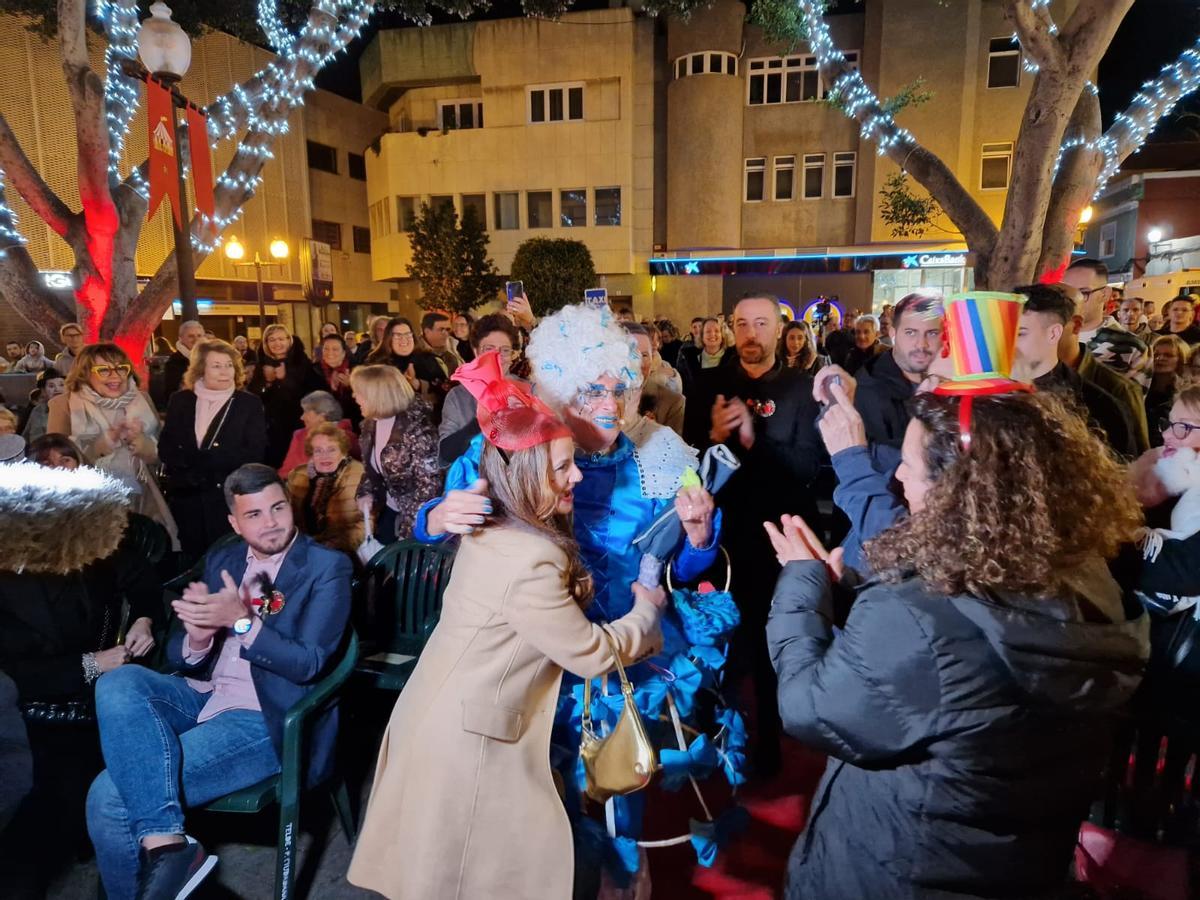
[184,534,298,723]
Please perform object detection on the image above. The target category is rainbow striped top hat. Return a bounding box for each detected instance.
[933,291,1030,397]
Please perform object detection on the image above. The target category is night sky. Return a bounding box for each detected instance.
[317,0,1200,142]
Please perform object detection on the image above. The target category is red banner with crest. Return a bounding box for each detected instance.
[186,106,215,226]
[146,76,182,228]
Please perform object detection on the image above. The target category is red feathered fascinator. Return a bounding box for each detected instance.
[451,351,571,453]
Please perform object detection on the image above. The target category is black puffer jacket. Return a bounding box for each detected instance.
[768,560,1148,899]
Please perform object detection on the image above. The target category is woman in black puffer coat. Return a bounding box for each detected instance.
[765,390,1149,899]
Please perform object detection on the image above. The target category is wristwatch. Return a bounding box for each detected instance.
[233,617,254,635]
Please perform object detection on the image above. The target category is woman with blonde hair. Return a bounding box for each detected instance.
[351,364,440,543]
[48,343,178,547]
[1145,334,1192,446]
[286,422,365,556]
[349,352,666,899]
[158,339,267,560]
[246,323,325,467]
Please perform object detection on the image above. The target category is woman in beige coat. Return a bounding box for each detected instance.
[349,352,666,900]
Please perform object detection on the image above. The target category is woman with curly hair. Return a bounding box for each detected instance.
[764,385,1149,900]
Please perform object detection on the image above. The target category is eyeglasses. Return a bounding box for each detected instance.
[1078,287,1106,298]
[479,346,514,359]
[391,332,415,341]
[578,384,628,404]
[91,364,132,378]
[1159,418,1200,440]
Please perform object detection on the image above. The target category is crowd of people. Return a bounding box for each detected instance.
[1,260,1200,899]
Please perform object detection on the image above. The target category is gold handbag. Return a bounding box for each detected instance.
[579,627,658,803]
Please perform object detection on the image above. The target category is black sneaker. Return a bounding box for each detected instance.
[135,836,218,900]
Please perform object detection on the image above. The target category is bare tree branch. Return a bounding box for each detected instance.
[1038,90,1104,279]
[1002,0,1062,74]
[0,180,75,338]
[1105,35,1200,169]
[0,110,78,241]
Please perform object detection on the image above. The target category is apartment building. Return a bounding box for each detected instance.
[0,13,392,351]
[361,0,1042,323]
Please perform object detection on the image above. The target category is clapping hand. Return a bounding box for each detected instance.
[710,395,754,448]
[763,514,844,580]
[173,571,247,648]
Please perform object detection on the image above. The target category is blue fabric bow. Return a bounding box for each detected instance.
[672,588,740,646]
[715,707,749,786]
[689,806,751,867]
[659,733,719,791]
[689,644,729,688]
[576,818,641,885]
[665,653,703,718]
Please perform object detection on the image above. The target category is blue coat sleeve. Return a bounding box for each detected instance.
[832,444,906,572]
[240,552,352,685]
[412,435,483,544]
[766,561,941,764]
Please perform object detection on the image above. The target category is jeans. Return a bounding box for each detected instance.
[87,666,281,900]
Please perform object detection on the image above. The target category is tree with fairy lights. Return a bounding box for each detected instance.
[0,0,385,362]
[737,0,1200,288]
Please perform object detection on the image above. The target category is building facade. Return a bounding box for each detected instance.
[362,0,1043,324]
[0,13,392,354]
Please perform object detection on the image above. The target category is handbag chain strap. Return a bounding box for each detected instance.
[582,626,633,735]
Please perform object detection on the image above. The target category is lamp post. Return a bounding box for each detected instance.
[136,2,198,322]
[225,236,290,337]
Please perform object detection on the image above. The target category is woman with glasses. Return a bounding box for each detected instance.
[48,343,179,547]
[158,340,268,561]
[366,316,444,407]
[437,314,524,467]
[286,422,365,556]
[247,323,326,468]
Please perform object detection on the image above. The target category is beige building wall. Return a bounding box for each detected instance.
[363,9,656,304]
[303,88,393,328]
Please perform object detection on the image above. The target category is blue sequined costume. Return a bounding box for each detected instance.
[414,430,747,879]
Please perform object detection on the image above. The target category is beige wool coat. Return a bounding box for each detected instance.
[348,525,663,900]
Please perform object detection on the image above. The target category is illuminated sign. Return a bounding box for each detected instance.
[902,253,968,269]
[40,270,75,290]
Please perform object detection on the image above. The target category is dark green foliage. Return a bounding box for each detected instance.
[509,237,596,316]
[878,171,941,238]
[406,201,503,313]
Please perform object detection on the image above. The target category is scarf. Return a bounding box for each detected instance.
[319,358,351,396]
[304,457,348,535]
[192,380,235,446]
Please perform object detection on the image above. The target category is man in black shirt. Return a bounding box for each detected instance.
[684,294,824,775]
[154,320,204,410]
[1158,296,1200,347]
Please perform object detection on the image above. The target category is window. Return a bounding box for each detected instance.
[438,99,484,130]
[369,199,391,238]
[429,195,455,213]
[494,191,520,230]
[802,154,825,199]
[560,189,587,227]
[981,142,1013,190]
[833,152,856,198]
[773,156,795,201]
[347,152,366,181]
[1100,222,1117,258]
[594,187,621,226]
[987,38,1021,89]
[353,226,371,254]
[745,157,766,202]
[672,51,738,80]
[306,141,337,174]
[748,51,858,106]
[396,196,417,232]
[527,191,553,229]
[528,84,584,123]
[461,194,486,226]
[312,219,342,250]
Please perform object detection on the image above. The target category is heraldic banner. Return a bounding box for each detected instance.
[146,76,182,228]
[186,105,215,224]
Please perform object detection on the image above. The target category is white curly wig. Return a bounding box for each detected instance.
[526,304,644,408]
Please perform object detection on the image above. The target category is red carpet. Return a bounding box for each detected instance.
[643,738,828,898]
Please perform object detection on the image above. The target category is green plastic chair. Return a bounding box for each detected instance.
[200,630,360,900]
[353,539,456,691]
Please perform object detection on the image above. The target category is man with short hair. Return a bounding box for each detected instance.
[684,294,824,774]
[1157,295,1200,346]
[1063,258,1148,382]
[1014,284,1138,459]
[843,314,885,374]
[689,316,704,349]
[87,464,351,900]
[1118,295,1153,341]
[158,320,206,408]
[4,341,22,366]
[420,311,462,379]
[232,335,248,353]
[854,293,944,447]
[613,306,635,324]
[54,323,85,376]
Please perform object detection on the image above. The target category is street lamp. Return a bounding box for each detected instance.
[136,2,198,322]
[225,237,290,336]
[1148,227,1166,244]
